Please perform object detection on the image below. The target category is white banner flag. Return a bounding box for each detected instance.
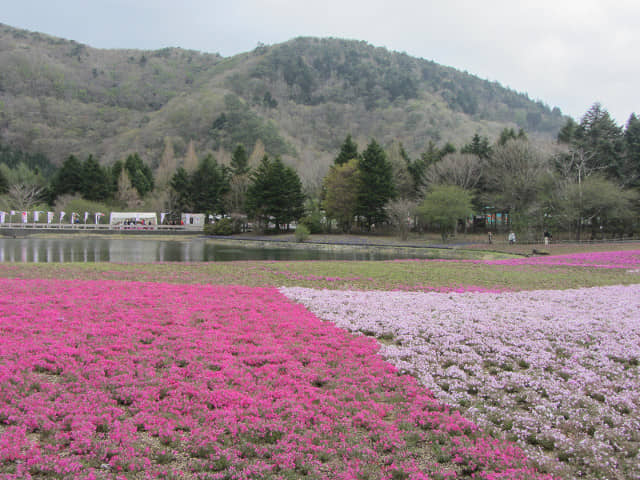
[59,211,66,223]
[160,212,167,225]
[0,211,5,224]
[95,212,104,224]
[47,212,54,224]
[84,211,89,223]
[33,211,43,222]
[21,211,28,223]
[10,210,15,216]
[71,212,78,224]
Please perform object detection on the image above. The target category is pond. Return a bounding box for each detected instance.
[0,237,438,263]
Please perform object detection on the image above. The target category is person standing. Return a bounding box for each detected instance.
[508,231,516,244]
[544,230,552,246]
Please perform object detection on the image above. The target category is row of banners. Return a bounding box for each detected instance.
[0,211,105,225]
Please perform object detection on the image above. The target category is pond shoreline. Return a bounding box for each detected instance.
[203,236,517,260]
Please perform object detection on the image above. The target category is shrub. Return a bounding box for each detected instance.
[298,214,323,234]
[204,217,234,236]
[294,224,310,242]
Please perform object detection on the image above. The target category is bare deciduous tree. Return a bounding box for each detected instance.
[3,184,45,210]
[116,169,141,209]
[385,198,418,241]
[424,153,483,190]
[482,139,550,213]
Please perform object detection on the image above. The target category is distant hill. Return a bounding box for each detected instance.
[0,23,566,181]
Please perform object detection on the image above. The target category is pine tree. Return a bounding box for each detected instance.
[280,160,305,228]
[246,156,304,231]
[170,167,192,212]
[124,153,154,197]
[51,155,84,198]
[335,134,359,166]
[574,103,624,178]
[81,155,111,201]
[461,134,491,159]
[357,139,396,229]
[231,145,250,176]
[322,159,360,232]
[623,113,640,188]
[0,168,8,194]
[190,154,230,214]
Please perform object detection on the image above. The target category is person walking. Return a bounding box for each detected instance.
[508,231,516,245]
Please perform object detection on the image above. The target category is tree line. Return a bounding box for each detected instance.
[320,102,639,241]
[1,102,638,241]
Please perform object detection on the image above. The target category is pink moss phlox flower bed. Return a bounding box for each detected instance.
[0,278,553,479]
[485,250,640,269]
[280,285,640,479]
[393,249,640,270]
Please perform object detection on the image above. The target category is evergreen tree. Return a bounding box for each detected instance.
[461,133,492,159]
[357,139,396,228]
[110,160,124,197]
[498,128,527,146]
[574,103,624,179]
[0,168,8,194]
[169,167,192,212]
[245,156,272,229]
[623,113,640,188]
[81,155,111,201]
[322,159,360,232]
[335,134,359,166]
[190,154,231,214]
[230,145,250,176]
[557,118,578,144]
[51,155,84,198]
[246,156,305,231]
[124,153,154,197]
[280,160,305,226]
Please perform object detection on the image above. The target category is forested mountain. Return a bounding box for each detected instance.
[0,23,566,180]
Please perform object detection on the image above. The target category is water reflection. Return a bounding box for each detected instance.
[0,237,432,263]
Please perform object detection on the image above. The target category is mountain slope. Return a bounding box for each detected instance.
[0,24,566,181]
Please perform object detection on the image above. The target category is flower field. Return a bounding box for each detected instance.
[0,278,551,479]
[0,248,638,479]
[281,284,640,479]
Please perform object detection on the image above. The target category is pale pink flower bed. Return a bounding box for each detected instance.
[0,278,551,479]
[281,284,640,479]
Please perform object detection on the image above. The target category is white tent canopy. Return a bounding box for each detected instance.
[109,212,158,226]
[181,213,205,226]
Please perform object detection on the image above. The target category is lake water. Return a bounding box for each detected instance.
[0,237,435,263]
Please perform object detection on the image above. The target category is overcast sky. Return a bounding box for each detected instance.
[3,0,638,125]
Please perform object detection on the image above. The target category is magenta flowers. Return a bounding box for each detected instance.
[0,278,553,479]
[486,249,640,269]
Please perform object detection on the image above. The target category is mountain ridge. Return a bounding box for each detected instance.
[0,23,566,181]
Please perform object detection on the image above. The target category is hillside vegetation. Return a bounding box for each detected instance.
[0,23,565,175]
